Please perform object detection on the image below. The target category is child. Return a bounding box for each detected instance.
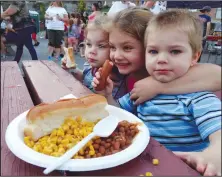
[66,14,127,99]
[31,19,40,46]
[78,23,86,57]
[67,18,80,52]
[92,8,221,176]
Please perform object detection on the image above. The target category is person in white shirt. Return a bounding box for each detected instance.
[45,1,68,60]
[107,0,136,18]
[143,1,166,14]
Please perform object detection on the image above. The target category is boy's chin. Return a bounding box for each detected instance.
[154,75,174,83]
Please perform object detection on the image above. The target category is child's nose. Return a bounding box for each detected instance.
[89,46,97,54]
[157,53,168,64]
[114,50,123,60]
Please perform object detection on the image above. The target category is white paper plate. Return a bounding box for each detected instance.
[5,104,150,172]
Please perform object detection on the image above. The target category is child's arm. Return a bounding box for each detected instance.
[71,68,83,82]
[175,93,221,176]
[175,130,221,176]
[131,63,221,104]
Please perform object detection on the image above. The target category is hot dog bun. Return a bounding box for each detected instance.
[24,94,109,141]
[61,47,76,69]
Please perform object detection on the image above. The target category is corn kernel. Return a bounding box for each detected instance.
[61,139,69,145]
[89,150,95,156]
[43,147,53,155]
[58,148,65,153]
[145,172,153,176]
[152,159,159,165]
[67,129,73,135]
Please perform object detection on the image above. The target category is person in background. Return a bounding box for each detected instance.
[31,18,40,46]
[1,2,38,63]
[143,0,167,14]
[199,6,212,49]
[67,17,80,52]
[45,1,68,60]
[107,0,136,18]
[88,3,101,22]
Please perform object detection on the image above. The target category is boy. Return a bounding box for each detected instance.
[93,10,221,176]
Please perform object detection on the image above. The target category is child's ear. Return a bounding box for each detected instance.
[191,51,201,66]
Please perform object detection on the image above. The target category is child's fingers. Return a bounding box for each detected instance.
[92,82,97,88]
[95,72,101,79]
[203,163,217,176]
[92,77,99,85]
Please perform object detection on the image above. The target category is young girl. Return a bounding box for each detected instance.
[92,7,221,176]
[67,17,80,52]
[67,14,127,99]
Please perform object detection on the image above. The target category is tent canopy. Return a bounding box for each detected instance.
[167,1,222,9]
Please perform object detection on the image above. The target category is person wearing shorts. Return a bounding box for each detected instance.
[44,1,68,60]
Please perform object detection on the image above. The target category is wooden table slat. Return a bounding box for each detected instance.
[22,60,91,105]
[1,61,60,176]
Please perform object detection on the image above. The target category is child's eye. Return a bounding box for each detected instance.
[86,43,92,47]
[171,50,181,55]
[148,50,158,54]
[110,46,116,51]
[98,44,107,48]
[123,46,132,52]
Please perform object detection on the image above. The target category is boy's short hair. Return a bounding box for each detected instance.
[144,9,203,54]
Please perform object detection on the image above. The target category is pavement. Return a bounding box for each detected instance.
[1,37,221,75]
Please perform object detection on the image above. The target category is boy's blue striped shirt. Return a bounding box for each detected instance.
[118,91,221,152]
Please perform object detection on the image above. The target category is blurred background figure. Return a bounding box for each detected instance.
[199,6,212,49]
[107,0,136,17]
[44,1,68,60]
[31,18,40,46]
[1,1,38,63]
[88,3,101,22]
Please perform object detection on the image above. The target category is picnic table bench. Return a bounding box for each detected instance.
[1,60,221,176]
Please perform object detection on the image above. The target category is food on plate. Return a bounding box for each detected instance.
[24,119,139,159]
[24,94,109,141]
[23,94,140,158]
[61,47,76,69]
[95,60,114,91]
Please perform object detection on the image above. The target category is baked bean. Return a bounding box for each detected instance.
[93,143,99,150]
[99,146,105,154]
[96,153,102,157]
[105,143,111,148]
[100,141,106,146]
[85,154,91,158]
[106,138,112,143]
[113,141,120,150]
[95,139,101,144]
[119,127,125,133]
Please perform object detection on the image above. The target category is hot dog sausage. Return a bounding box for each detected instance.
[95,60,113,91]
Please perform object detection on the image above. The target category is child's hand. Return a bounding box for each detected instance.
[174,151,221,176]
[92,69,113,97]
[130,77,162,105]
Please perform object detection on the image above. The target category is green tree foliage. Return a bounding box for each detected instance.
[77,0,86,13]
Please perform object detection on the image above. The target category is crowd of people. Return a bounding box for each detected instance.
[1,1,221,176]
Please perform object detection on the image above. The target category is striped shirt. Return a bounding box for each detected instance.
[118,91,221,152]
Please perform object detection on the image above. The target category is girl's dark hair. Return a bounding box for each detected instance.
[69,19,74,32]
[92,3,100,11]
[71,13,75,18]
[75,13,81,26]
